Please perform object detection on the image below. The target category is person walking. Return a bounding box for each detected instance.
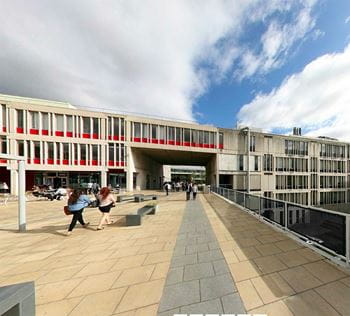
[66,189,91,236]
[186,182,192,201]
[165,183,170,196]
[96,187,116,230]
[192,183,198,200]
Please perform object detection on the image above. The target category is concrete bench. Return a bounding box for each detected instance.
[134,194,158,202]
[117,195,135,203]
[0,281,35,316]
[126,204,157,226]
[134,194,145,202]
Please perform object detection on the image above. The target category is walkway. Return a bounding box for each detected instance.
[0,192,349,315]
[158,198,245,315]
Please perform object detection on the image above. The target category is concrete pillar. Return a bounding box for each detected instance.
[10,168,18,195]
[101,170,107,187]
[18,160,26,232]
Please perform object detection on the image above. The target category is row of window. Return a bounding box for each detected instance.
[320,159,345,173]
[276,192,309,207]
[1,140,126,166]
[0,105,6,132]
[130,122,223,148]
[320,143,345,158]
[275,157,308,172]
[285,140,308,156]
[320,191,346,205]
[276,175,308,190]
[320,176,346,189]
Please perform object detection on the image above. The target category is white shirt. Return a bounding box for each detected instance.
[98,193,116,207]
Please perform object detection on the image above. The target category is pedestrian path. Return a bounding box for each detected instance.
[157,198,245,315]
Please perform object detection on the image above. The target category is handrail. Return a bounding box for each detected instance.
[212,186,350,267]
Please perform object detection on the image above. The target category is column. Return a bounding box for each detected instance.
[10,168,18,195]
[101,170,107,187]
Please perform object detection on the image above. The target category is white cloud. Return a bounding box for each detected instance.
[237,44,350,140]
[0,0,318,120]
[345,15,350,24]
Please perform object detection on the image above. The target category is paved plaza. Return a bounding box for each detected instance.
[0,192,349,315]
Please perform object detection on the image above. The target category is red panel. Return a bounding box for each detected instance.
[16,127,24,133]
[92,133,98,139]
[113,135,119,141]
[120,136,125,141]
[142,138,148,143]
[66,131,73,137]
[82,133,90,139]
[198,143,203,148]
[159,140,165,144]
[29,129,39,135]
[2,127,6,132]
[218,144,224,149]
[33,158,40,164]
[55,131,64,137]
[183,141,190,147]
[41,129,49,135]
[108,161,114,166]
[191,143,196,147]
[91,160,98,166]
[27,159,31,164]
[204,144,209,148]
[152,139,158,144]
[80,160,86,165]
[47,159,54,165]
[108,135,112,140]
[115,161,120,167]
[134,137,141,142]
[0,159,6,163]
[63,159,69,165]
[168,140,175,145]
[176,141,182,146]
[210,144,215,149]
[120,162,125,167]
[56,159,61,165]
[74,160,78,165]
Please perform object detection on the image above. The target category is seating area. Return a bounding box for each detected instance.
[126,204,158,226]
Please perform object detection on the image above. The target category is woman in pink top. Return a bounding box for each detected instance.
[96,187,116,230]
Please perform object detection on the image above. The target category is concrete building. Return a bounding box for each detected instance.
[0,93,349,207]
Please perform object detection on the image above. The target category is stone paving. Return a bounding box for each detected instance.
[157,199,245,315]
[0,191,350,316]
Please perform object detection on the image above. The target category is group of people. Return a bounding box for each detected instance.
[164,181,198,200]
[65,186,116,236]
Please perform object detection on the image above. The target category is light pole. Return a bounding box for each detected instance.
[240,127,250,194]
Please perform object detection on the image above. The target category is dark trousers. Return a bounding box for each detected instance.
[166,189,169,195]
[193,192,197,200]
[68,209,85,231]
[186,192,191,200]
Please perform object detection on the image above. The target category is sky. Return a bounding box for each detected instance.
[1,0,350,139]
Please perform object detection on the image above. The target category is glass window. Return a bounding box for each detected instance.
[142,124,148,138]
[176,128,182,142]
[1,104,6,129]
[108,144,114,161]
[34,141,40,158]
[56,114,64,131]
[151,125,157,139]
[134,122,141,138]
[254,156,259,171]
[108,117,112,135]
[250,135,256,152]
[66,115,73,132]
[56,143,60,160]
[192,130,198,143]
[219,132,224,147]
[116,143,120,161]
[120,118,125,137]
[168,127,175,141]
[83,117,90,134]
[30,111,39,129]
[199,131,203,144]
[63,143,69,160]
[93,118,99,135]
[42,113,49,130]
[239,155,244,171]
[80,145,86,160]
[184,129,190,142]
[0,137,6,154]
[17,109,24,128]
[18,140,24,156]
[92,145,98,160]
[48,142,54,159]
[159,126,165,141]
[204,131,209,144]
[121,144,125,162]
[113,118,119,136]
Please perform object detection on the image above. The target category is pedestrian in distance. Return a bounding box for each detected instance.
[192,183,198,200]
[66,189,91,236]
[186,182,192,201]
[165,183,170,196]
[96,187,116,230]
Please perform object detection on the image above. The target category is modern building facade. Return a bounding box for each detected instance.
[0,93,349,207]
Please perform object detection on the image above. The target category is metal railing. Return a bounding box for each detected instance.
[212,186,350,266]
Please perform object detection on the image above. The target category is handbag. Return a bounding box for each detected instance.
[64,205,72,215]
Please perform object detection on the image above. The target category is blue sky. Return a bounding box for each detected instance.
[1,0,350,139]
[196,0,350,131]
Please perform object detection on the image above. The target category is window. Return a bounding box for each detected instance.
[56,114,64,131]
[17,109,24,130]
[93,118,99,137]
[30,111,39,129]
[120,118,125,138]
[151,125,157,139]
[176,128,182,143]
[198,131,203,145]
[121,144,125,163]
[66,115,73,133]
[254,156,259,171]
[108,117,112,136]
[191,130,198,144]
[219,132,224,148]
[0,104,6,130]
[159,126,165,143]
[47,142,54,159]
[80,145,87,161]
[142,124,149,140]
[34,141,40,159]
[184,129,190,143]
[250,135,256,152]
[108,144,114,162]
[92,145,98,162]
[63,143,69,161]
[239,155,244,171]
[18,140,24,156]
[113,118,119,137]
[83,117,90,134]
[56,143,60,162]
[168,127,175,142]
[264,154,273,171]
[134,123,141,138]
[204,131,209,145]
[116,143,120,162]
[0,137,6,154]
[42,113,49,131]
